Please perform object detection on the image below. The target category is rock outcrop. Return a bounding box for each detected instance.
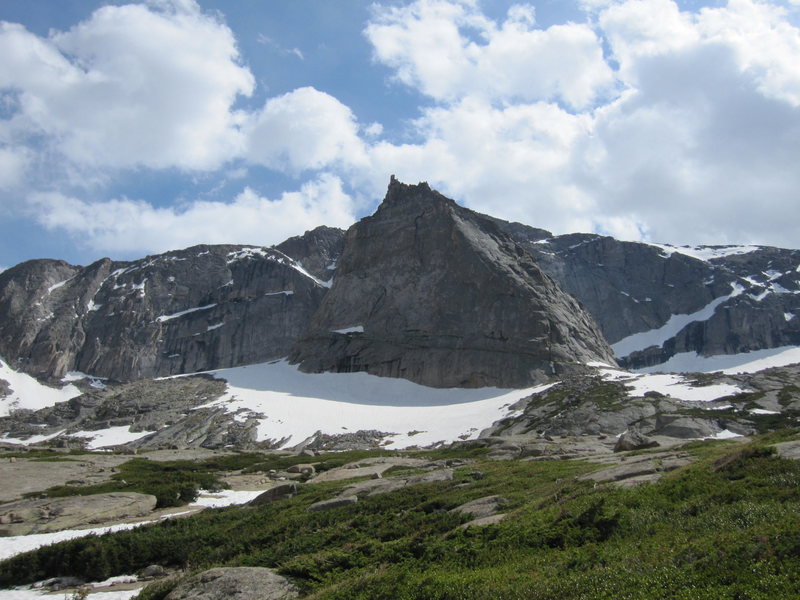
[490,222,800,369]
[289,178,616,388]
[164,567,298,600]
[0,492,156,535]
[0,228,344,382]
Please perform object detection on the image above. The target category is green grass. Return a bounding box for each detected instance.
[2,434,800,599]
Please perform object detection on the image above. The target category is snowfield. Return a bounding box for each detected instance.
[636,346,800,375]
[0,357,81,417]
[589,363,745,402]
[198,360,553,449]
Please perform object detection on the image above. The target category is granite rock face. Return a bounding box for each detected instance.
[164,567,299,600]
[289,178,616,388]
[0,229,343,382]
[491,223,800,369]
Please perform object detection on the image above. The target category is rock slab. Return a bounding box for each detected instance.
[165,567,298,600]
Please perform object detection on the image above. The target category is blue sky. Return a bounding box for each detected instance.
[1,0,799,270]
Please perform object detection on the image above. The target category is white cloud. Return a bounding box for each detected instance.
[362,0,800,248]
[0,1,254,171]
[365,0,614,108]
[30,174,356,255]
[0,146,29,190]
[575,0,800,245]
[243,87,368,173]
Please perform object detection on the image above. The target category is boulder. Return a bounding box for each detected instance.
[248,483,298,506]
[165,567,298,600]
[286,464,315,475]
[450,495,506,519]
[140,564,169,579]
[614,431,660,452]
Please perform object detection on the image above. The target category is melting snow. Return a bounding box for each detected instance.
[0,357,81,417]
[636,346,800,374]
[67,426,153,449]
[647,243,760,261]
[156,303,217,323]
[197,361,553,449]
[0,521,154,562]
[623,373,742,402]
[593,364,744,402]
[612,283,744,358]
[333,325,364,334]
[46,278,73,294]
[191,489,264,508]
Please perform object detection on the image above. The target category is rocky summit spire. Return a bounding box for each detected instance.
[289,177,617,388]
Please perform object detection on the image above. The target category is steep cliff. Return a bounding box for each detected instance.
[289,178,616,388]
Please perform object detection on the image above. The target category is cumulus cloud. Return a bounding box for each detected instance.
[0,1,254,171]
[30,174,356,255]
[364,0,800,248]
[364,97,596,232]
[243,87,368,173]
[365,0,614,108]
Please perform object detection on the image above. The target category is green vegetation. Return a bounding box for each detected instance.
[2,434,800,599]
[23,457,226,508]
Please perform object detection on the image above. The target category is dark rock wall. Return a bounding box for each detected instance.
[289,178,616,388]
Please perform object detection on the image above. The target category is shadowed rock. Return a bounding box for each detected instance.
[290,178,616,388]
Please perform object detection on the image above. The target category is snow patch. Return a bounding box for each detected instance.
[67,426,152,449]
[265,290,294,297]
[46,277,73,294]
[333,325,364,334]
[195,361,552,449]
[156,303,217,323]
[624,373,742,402]
[636,346,800,374]
[647,243,760,261]
[612,283,744,358]
[0,357,81,417]
[0,521,155,562]
[191,489,264,508]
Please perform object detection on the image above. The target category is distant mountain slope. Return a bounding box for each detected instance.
[488,222,800,370]
[289,178,616,387]
[0,230,344,381]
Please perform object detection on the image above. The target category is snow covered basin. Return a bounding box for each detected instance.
[199,360,552,449]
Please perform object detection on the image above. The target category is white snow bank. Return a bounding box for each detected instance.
[0,522,154,562]
[647,243,759,261]
[636,346,800,374]
[593,365,743,402]
[67,426,153,449]
[612,283,743,358]
[200,361,553,449]
[333,326,364,334]
[0,357,81,418]
[0,589,141,600]
[192,489,265,508]
[156,303,217,323]
[622,373,742,402]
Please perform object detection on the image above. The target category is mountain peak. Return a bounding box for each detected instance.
[289,183,616,388]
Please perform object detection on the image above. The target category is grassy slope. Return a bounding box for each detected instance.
[1,434,800,599]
